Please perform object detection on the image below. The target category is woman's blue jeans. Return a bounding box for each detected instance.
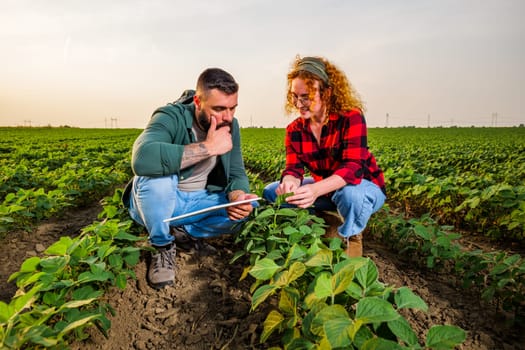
[128,175,249,246]
[262,178,386,238]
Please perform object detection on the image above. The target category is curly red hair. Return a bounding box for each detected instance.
[284,55,365,115]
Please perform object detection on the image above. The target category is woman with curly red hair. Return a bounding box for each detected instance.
[263,56,386,257]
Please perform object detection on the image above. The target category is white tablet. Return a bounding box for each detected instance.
[163,197,262,223]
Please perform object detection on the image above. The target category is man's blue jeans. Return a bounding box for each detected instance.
[262,178,386,238]
[128,175,249,246]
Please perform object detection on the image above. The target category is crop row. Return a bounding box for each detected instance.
[1,190,143,349]
[367,208,524,316]
[0,128,139,235]
[232,197,466,349]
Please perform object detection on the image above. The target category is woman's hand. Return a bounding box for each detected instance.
[276,176,300,195]
[284,183,319,208]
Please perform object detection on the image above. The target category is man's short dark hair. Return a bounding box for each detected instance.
[196,68,239,96]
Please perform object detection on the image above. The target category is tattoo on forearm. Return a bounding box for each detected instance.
[181,143,210,169]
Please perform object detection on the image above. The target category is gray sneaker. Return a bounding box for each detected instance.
[148,242,176,289]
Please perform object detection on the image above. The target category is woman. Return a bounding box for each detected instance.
[263,56,386,257]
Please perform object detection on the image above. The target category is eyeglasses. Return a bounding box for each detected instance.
[290,93,311,106]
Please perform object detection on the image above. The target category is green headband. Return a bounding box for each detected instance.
[294,57,329,84]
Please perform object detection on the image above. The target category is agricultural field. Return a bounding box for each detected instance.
[0,126,524,349]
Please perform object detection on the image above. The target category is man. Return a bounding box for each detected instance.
[124,68,258,289]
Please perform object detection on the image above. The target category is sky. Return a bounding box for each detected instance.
[0,0,524,129]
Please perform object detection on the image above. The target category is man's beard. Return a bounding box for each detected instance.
[197,110,232,131]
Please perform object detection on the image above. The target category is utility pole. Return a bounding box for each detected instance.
[386,113,389,128]
[427,114,430,128]
[491,112,498,127]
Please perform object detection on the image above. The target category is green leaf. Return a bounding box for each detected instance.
[255,207,275,220]
[25,326,59,347]
[261,310,284,342]
[354,259,379,290]
[314,272,332,299]
[0,301,13,322]
[275,208,298,217]
[427,255,435,269]
[97,244,116,260]
[305,249,332,267]
[467,197,480,209]
[15,271,46,288]
[426,325,466,349]
[19,256,41,273]
[490,262,509,275]
[324,317,353,348]
[395,286,428,311]
[285,243,307,266]
[249,258,281,281]
[114,231,144,242]
[283,225,298,235]
[346,281,364,299]
[116,272,128,289]
[414,224,431,240]
[101,205,118,218]
[59,314,100,335]
[59,298,97,310]
[361,337,404,350]
[388,317,419,347]
[230,250,245,263]
[122,248,141,266]
[252,285,278,311]
[266,249,284,261]
[299,225,312,235]
[279,287,299,315]
[356,297,400,324]
[353,325,375,348]
[286,338,316,350]
[311,304,349,337]
[77,269,113,283]
[72,285,103,300]
[12,284,41,313]
[503,254,521,266]
[335,258,368,274]
[39,256,69,274]
[301,303,326,338]
[332,264,355,295]
[45,236,73,255]
[275,261,306,287]
[108,253,123,269]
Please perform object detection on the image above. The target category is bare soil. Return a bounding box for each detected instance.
[1,205,523,350]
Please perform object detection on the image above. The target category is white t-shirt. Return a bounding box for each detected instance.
[178,122,217,192]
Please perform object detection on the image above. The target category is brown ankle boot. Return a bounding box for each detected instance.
[323,224,340,239]
[319,211,343,238]
[318,211,363,257]
[344,234,363,257]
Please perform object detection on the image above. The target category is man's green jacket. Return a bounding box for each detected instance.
[130,98,250,195]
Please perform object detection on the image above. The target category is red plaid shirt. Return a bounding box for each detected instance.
[282,109,386,195]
